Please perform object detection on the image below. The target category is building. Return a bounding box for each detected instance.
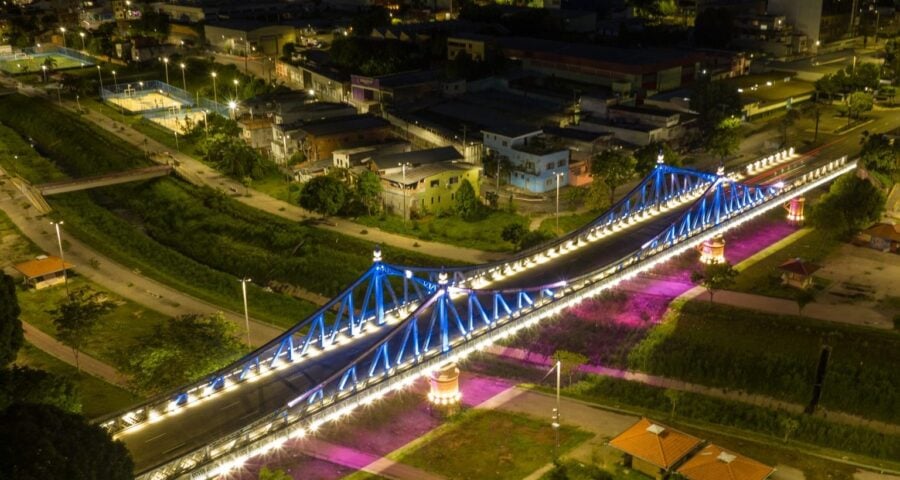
[542,126,612,186]
[238,116,274,154]
[278,114,392,163]
[676,444,775,480]
[204,20,296,56]
[856,223,900,253]
[490,36,702,96]
[276,60,351,104]
[447,33,497,62]
[732,12,809,58]
[483,126,569,194]
[574,104,692,147]
[332,142,409,169]
[767,0,855,50]
[350,70,440,111]
[608,417,702,479]
[778,258,822,289]
[367,146,464,175]
[381,162,481,218]
[13,255,74,290]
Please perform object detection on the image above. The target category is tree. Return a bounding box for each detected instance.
[705,117,742,160]
[455,179,480,220]
[501,223,527,246]
[299,175,349,217]
[0,273,23,366]
[779,415,800,442]
[591,149,637,204]
[350,6,390,37]
[356,171,383,215]
[634,142,682,177]
[584,180,611,211]
[554,350,588,386]
[566,186,587,210]
[51,288,114,371]
[120,313,244,393]
[690,261,738,302]
[694,8,734,48]
[518,230,554,250]
[42,56,57,71]
[808,175,885,238]
[259,467,293,480]
[795,289,816,317]
[664,389,684,418]
[690,77,742,128]
[847,91,874,120]
[0,403,133,480]
[200,134,266,180]
[0,366,80,413]
[778,108,800,147]
[860,133,900,183]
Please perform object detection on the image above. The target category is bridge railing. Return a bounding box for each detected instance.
[135,157,856,480]
[96,261,437,437]
[401,163,719,287]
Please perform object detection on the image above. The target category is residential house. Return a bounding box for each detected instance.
[676,444,775,480]
[204,19,296,56]
[608,418,702,480]
[350,70,440,112]
[381,162,481,218]
[483,126,569,194]
[238,116,274,155]
[367,146,464,175]
[542,126,611,187]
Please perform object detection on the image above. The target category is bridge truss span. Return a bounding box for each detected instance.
[129,156,855,480]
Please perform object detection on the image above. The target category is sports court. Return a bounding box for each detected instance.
[145,108,210,134]
[106,89,189,113]
[0,51,93,74]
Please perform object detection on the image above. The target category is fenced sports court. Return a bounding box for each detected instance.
[0,45,94,74]
[101,80,229,132]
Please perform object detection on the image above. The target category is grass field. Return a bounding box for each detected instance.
[356,210,529,252]
[393,410,591,480]
[15,343,141,419]
[0,53,90,74]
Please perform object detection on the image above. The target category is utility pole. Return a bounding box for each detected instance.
[239,277,252,347]
[552,360,561,461]
[555,172,563,234]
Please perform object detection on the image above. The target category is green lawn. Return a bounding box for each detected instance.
[628,301,900,423]
[393,410,591,480]
[0,54,90,74]
[16,277,169,370]
[356,210,529,252]
[541,456,647,480]
[15,343,141,419]
[730,226,840,299]
[0,210,43,267]
[538,210,601,237]
[251,170,297,205]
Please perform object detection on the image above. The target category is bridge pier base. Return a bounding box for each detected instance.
[698,235,726,264]
[785,196,805,224]
[428,363,461,416]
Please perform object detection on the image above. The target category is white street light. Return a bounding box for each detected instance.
[111,69,118,90]
[233,78,239,98]
[239,278,252,347]
[50,221,69,295]
[162,57,170,85]
[551,360,561,460]
[211,71,218,106]
[78,31,86,51]
[41,65,47,82]
[59,27,67,49]
[228,100,237,119]
[179,63,186,90]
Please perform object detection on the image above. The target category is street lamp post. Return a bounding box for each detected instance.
[162,57,170,85]
[59,27,67,49]
[211,71,218,106]
[78,31,86,51]
[111,70,118,91]
[554,172,564,234]
[233,78,239,99]
[399,162,411,221]
[41,65,47,82]
[50,221,69,296]
[239,277,252,347]
[228,100,237,120]
[96,66,103,92]
[552,360,561,460]
[179,63,186,91]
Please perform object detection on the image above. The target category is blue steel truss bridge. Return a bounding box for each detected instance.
[96,152,856,480]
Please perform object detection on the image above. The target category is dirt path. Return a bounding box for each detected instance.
[22,321,130,387]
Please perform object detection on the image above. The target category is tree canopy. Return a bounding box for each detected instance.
[119,313,244,393]
[634,142,682,177]
[691,260,738,302]
[0,273,23,367]
[860,133,900,184]
[705,117,742,160]
[51,288,115,371]
[199,134,267,180]
[355,170,383,215]
[454,179,481,220]
[591,149,637,203]
[0,366,80,413]
[690,77,742,128]
[0,403,133,480]
[808,175,885,238]
[300,175,350,217]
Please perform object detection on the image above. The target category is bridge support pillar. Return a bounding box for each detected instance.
[698,235,726,264]
[428,362,461,415]
[785,196,805,224]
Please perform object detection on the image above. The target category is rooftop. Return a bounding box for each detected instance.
[511,135,567,156]
[778,258,822,276]
[483,123,542,139]
[676,444,774,480]
[299,115,389,137]
[609,104,684,118]
[609,418,702,470]
[13,256,74,279]
[382,162,475,186]
[542,125,613,143]
[862,222,900,241]
[498,36,701,70]
[370,146,462,171]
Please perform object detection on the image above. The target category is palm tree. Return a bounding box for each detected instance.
[42,56,58,71]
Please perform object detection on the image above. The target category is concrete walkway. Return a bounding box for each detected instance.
[487,346,900,435]
[0,183,283,346]
[22,321,130,388]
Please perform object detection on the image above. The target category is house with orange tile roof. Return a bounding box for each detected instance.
[677,444,775,480]
[608,417,702,479]
[13,255,74,290]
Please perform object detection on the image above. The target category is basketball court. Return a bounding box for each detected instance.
[106,88,190,114]
[146,108,210,134]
